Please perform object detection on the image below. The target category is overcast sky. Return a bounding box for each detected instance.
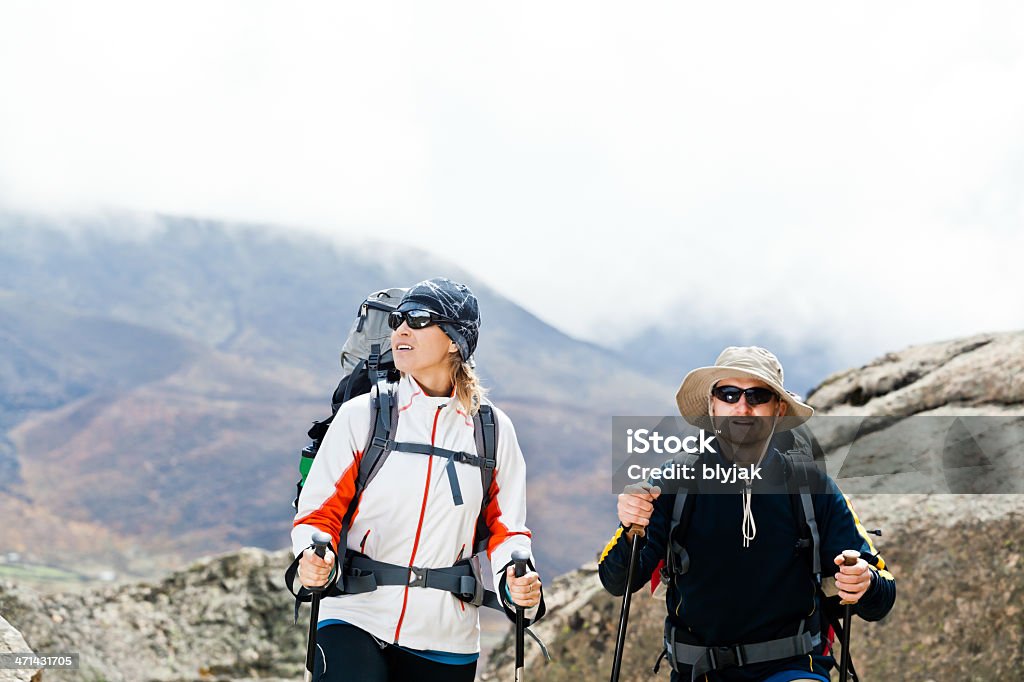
[2,1,1022,367]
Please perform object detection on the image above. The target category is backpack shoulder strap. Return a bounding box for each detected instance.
[334,377,399,570]
[358,378,398,491]
[472,404,499,556]
[665,452,700,578]
[781,451,823,582]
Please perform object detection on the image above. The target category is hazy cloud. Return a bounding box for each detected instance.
[2,1,1022,368]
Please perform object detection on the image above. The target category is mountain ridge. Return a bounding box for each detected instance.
[0,209,675,579]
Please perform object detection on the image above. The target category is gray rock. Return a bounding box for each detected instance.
[808,332,1024,415]
[0,614,40,682]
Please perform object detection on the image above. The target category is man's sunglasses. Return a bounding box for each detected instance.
[388,309,455,331]
[711,385,778,406]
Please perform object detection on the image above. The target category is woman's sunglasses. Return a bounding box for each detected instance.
[388,309,455,331]
[711,385,778,406]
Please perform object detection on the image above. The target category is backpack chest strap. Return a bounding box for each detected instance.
[388,441,496,506]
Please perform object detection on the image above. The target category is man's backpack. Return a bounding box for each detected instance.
[662,424,828,585]
[657,425,865,680]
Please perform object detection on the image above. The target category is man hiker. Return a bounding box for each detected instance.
[599,346,896,681]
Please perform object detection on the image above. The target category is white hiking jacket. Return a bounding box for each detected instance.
[291,373,539,654]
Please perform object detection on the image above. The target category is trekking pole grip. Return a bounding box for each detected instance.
[625,524,645,541]
[839,550,860,605]
[310,531,332,592]
[513,550,530,578]
[312,531,332,556]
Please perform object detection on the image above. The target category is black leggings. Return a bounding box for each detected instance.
[312,623,477,682]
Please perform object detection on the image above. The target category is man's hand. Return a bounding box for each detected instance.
[833,552,872,603]
[298,546,336,588]
[505,566,542,608]
[617,482,661,529]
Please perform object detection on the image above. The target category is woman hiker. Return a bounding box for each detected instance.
[292,278,545,681]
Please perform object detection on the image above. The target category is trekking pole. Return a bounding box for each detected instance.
[609,524,644,682]
[304,531,333,682]
[512,550,530,682]
[838,549,860,682]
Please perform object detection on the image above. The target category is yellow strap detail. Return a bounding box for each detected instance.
[598,526,624,564]
[842,494,884,567]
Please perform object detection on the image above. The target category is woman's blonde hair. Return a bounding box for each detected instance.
[447,351,487,415]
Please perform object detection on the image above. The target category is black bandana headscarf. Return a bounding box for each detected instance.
[398,277,481,361]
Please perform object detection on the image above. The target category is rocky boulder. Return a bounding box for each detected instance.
[809,331,1024,415]
[0,549,304,681]
[0,614,40,682]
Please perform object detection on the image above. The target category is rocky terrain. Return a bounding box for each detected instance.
[1,327,1021,680]
[0,549,303,682]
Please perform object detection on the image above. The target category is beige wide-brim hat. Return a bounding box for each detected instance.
[675,346,814,432]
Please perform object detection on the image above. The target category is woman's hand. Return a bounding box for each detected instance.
[298,546,336,588]
[505,565,542,608]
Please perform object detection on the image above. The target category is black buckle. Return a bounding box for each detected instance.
[408,566,429,588]
[371,436,390,451]
[708,645,744,670]
[452,451,478,466]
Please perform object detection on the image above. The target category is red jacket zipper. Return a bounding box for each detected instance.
[393,403,444,643]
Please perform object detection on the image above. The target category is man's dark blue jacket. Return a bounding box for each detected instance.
[599,437,896,681]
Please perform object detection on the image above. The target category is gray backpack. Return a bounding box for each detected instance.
[293,287,406,508]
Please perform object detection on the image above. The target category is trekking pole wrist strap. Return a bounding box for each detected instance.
[283,540,342,622]
[497,558,547,627]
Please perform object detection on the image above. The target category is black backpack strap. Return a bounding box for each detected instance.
[330,550,553,662]
[664,618,822,677]
[344,554,504,610]
[472,405,498,555]
[665,453,700,579]
[339,359,366,407]
[357,377,398,490]
[329,378,398,593]
[778,452,829,660]
[782,452,823,583]
[798,486,822,581]
[367,342,390,385]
